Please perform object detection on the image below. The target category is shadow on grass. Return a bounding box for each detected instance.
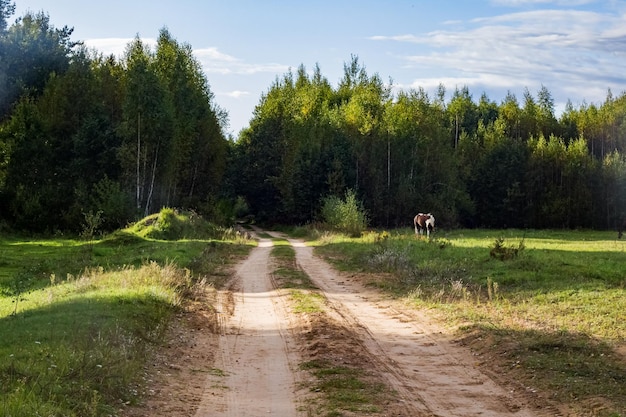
[0,234,246,294]
[316,232,626,295]
[0,292,173,416]
[461,324,626,412]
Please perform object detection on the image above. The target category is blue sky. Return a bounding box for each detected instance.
[12,0,626,136]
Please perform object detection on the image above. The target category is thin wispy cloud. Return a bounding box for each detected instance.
[194,47,289,76]
[222,90,250,99]
[490,0,596,6]
[194,47,239,63]
[371,7,626,104]
[197,58,289,75]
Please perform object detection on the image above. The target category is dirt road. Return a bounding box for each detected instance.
[288,237,540,417]
[194,237,305,416]
[129,231,549,416]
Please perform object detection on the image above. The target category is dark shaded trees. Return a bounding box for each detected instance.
[1,49,130,231]
[233,64,626,231]
[0,0,15,117]
[0,9,229,232]
[0,11,77,119]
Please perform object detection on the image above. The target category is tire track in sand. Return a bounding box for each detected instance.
[287,238,541,417]
[194,238,303,417]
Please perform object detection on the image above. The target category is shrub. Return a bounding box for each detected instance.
[321,189,368,237]
[209,196,251,226]
[150,208,184,240]
[489,236,525,260]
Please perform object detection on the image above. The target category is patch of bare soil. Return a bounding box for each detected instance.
[123,283,222,417]
[125,231,577,417]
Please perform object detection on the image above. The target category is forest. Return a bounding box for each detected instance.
[1,2,625,233]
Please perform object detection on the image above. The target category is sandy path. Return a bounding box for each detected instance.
[286,237,541,417]
[194,238,304,417]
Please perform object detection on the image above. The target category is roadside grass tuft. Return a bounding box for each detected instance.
[271,239,396,416]
[301,360,386,415]
[271,243,322,314]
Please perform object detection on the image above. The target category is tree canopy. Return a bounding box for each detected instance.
[0,12,227,232]
[231,56,626,230]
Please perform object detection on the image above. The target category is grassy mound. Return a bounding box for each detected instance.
[127,208,221,240]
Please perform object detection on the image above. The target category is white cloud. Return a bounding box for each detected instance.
[194,47,239,63]
[222,90,251,98]
[197,58,289,75]
[371,7,626,106]
[369,34,421,43]
[192,47,289,76]
[490,0,596,6]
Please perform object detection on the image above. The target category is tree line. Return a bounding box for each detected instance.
[231,58,626,230]
[1,3,625,233]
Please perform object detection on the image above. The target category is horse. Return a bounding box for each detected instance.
[414,213,435,237]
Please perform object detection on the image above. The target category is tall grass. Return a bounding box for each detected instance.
[0,262,188,415]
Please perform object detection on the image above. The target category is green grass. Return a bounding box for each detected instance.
[301,360,386,415]
[271,243,322,314]
[0,263,182,415]
[312,227,626,416]
[0,210,253,416]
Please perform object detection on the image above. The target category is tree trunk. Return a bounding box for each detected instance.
[136,112,141,209]
[144,143,159,217]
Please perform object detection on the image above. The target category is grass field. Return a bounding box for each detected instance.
[0,210,252,416]
[2,221,625,416]
[311,227,626,417]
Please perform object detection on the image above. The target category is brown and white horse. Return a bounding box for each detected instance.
[414,213,435,237]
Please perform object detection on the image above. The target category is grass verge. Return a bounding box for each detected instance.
[0,210,252,416]
[311,227,626,417]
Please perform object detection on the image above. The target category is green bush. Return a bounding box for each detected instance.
[152,208,184,240]
[489,236,525,260]
[321,189,368,237]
